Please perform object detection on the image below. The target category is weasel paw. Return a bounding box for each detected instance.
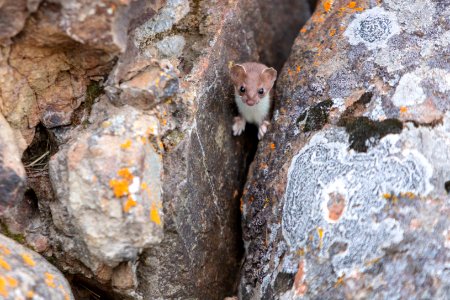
[232,116,246,136]
[258,121,270,140]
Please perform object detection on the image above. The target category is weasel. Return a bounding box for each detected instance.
[229,62,277,140]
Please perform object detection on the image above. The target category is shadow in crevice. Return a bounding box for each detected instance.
[229,0,318,295]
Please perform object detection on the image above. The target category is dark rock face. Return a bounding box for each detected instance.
[239,0,450,299]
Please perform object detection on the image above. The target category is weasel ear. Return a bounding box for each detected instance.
[261,67,277,86]
[230,64,246,85]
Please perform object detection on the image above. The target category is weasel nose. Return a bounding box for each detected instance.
[246,99,256,106]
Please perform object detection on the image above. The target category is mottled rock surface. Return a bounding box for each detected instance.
[0,114,27,232]
[0,233,74,300]
[239,0,450,299]
[1,0,312,299]
[49,105,163,274]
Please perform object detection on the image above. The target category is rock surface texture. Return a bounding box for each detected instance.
[0,0,312,299]
[239,0,450,299]
[0,234,74,300]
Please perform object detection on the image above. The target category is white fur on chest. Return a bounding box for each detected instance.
[235,94,270,126]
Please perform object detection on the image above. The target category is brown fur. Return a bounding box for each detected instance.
[230,62,277,106]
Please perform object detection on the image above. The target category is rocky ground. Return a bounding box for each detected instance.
[0,0,449,299]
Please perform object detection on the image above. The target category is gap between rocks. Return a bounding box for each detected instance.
[228,0,318,294]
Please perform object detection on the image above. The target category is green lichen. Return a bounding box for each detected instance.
[85,81,103,114]
[0,221,26,244]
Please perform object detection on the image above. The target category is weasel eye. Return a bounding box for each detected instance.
[258,88,264,95]
[240,86,246,93]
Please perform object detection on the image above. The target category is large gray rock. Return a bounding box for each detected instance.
[49,105,163,275]
[239,0,450,299]
[0,233,74,300]
[1,0,313,298]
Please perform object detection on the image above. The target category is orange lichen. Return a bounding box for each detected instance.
[365,257,381,266]
[59,284,70,300]
[45,272,56,288]
[0,256,11,271]
[158,140,164,150]
[117,168,133,182]
[334,274,345,287]
[269,143,276,150]
[150,203,161,225]
[140,136,147,144]
[300,27,307,33]
[26,290,35,298]
[382,193,391,199]
[263,198,270,208]
[141,182,148,190]
[317,227,324,249]
[6,276,17,287]
[323,0,333,12]
[294,261,307,296]
[0,276,8,297]
[162,119,167,126]
[0,245,10,255]
[354,7,364,11]
[296,248,305,256]
[347,1,357,8]
[296,65,301,73]
[109,179,129,197]
[120,140,132,149]
[123,196,137,213]
[401,192,416,199]
[329,28,337,37]
[240,198,244,213]
[21,253,36,267]
[400,106,408,113]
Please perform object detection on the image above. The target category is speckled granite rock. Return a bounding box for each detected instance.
[239,0,450,299]
[0,0,312,298]
[0,233,74,300]
[49,105,163,275]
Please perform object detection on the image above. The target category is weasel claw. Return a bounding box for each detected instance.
[232,116,246,136]
[258,121,270,140]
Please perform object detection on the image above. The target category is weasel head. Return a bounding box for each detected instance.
[230,62,277,106]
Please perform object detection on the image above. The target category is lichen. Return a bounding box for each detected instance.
[344,7,400,50]
[282,128,433,276]
[297,99,333,132]
[338,116,403,152]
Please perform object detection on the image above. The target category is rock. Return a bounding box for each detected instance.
[0,114,27,232]
[239,0,450,299]
[0,0,164,144]
[0,0,41,45]
[106,59,179,110]
[0,233,74,300]
[1,0,313,298]
[49,105,163,275]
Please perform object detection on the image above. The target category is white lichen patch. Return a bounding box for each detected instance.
[331,98,346,112]
[156,35,186,58]
[282,128,433,276]
[392,72,426,107]
[392,67,450,107]
[344,7,400,50]
[384,0,436,34]
[364,96,386,121]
